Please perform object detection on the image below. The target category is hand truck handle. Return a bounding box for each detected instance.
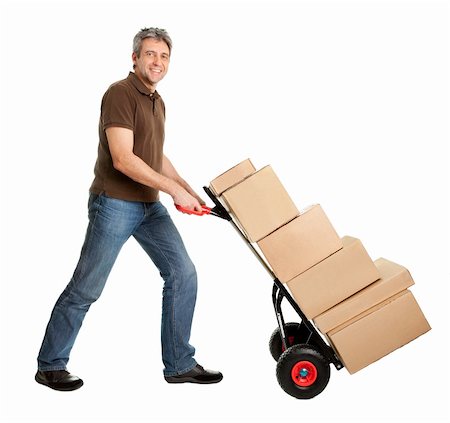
[174,204,212,216]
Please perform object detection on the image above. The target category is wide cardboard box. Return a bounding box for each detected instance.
[221,165,299,242]
[209,159,256,196]
[286,236,379,319]
[327,289,431,374]
[257,205,343,282]
[314,258,415,333]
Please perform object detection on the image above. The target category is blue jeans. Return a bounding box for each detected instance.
[37,193,198,376]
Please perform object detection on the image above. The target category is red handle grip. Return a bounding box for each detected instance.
[175,204,212,216]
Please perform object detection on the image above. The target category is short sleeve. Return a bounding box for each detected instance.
[101,83,135,131]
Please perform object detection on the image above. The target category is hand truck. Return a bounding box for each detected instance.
[175,187,344,399]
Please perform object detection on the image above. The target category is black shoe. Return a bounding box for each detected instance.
[164,364,223,384]
[35,370,84,391]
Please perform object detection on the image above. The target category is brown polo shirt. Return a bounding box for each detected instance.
[90,72,165,202]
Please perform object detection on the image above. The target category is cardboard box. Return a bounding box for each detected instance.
[314,258,415,333]
[209,159,256,196]
[257,204,343,282]
[327,289,430,374]
[286,236,379,319]
[221,166,299,242]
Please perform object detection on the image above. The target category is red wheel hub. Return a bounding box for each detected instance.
[291,361,317,387]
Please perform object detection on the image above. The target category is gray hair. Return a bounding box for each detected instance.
[132,27,172,57]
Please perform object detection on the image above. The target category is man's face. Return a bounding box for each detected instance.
[132,38,170,91]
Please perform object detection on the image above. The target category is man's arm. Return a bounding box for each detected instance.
[106,127,201,210]
[162,155,205,205]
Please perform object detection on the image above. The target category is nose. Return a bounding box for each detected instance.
[152,54,162,66]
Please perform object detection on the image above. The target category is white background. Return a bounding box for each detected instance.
[1,0,449,422]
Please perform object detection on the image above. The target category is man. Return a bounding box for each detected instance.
[35,27,222,391]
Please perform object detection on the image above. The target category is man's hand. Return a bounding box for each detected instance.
[172,185,202,212]
[191,191,206,206]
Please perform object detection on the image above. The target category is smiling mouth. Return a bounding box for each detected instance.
[150,69,162,73]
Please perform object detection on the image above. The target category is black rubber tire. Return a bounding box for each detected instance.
[269,322,312,361]
[276,344,330,399]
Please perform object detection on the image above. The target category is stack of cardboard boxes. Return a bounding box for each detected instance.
[210,159,431,374]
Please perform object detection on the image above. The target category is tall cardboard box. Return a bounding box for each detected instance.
[327,289,431,374]
[286,236,379,319]
[257,204,343,282]
[209,159,256,196]
[221,166,299,242]
[314,258,415,333]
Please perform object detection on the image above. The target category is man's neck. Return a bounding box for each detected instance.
[135,72,156,93]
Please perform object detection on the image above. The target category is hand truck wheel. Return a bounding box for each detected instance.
[269,322,303,361]
[276,344,330,399]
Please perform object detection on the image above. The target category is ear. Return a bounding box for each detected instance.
[132,52,137,67]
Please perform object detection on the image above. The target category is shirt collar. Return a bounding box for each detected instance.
[127,72,160,99]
